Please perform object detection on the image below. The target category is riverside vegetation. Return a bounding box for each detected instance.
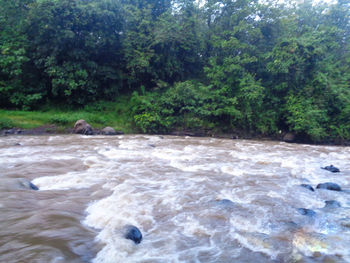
[0,0,349,143]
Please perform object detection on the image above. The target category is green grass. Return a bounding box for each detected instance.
[0,95,135,133]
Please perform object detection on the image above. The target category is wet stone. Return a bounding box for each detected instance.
[324,200,341,209]
[316,182,342,192]
[321,165,340,173]
[297,208,316,217]
[123,225,142,244]
[29,182,39,191]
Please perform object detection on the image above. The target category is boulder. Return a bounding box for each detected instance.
[283,132,295,143]
[297,208,316,217]
[300,184,314,192]
[73,120,93,135]
[101,127,117,135]
[123,225,142,244]
[316,182,342,191]
[324,200,341,208]
[321,165,340,173]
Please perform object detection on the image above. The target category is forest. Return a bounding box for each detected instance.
[0,0,349,142]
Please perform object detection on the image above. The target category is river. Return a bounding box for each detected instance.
[0,135,350,263]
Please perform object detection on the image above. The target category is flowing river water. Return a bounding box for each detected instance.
[1,135,350,263]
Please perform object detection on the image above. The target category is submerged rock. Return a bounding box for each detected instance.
[321,165,340,173]
[316,182,342,192]
[123,225,142,244]
[73,120,93,135]
[216,199,235,207]
[300,184,315,192]
[324,200,341,209]
[0,178,39,191]
[297,208,316,217]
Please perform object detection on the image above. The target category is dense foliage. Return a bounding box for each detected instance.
[0,0,349,142]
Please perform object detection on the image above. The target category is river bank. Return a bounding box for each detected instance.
[2,124,350,147]
[1,108,349,146]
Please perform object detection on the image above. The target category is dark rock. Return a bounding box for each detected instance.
[14,143,21,146]
[73,120,93,135]
[340,218,350,228]
[300,184,314,192]
[4,128,22,135]
[148,144,156,148]
[316,182,342,191]
[29,182,39,191]
[321,165,340,173]
[283,132,295,143]
[324,200,341,208]
[123,225,142,244]
[297,208,316,217]
[170,131,205,137]
[101,127,117,135]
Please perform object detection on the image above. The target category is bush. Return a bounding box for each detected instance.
[130,81,241,133]
[134,112,163,133]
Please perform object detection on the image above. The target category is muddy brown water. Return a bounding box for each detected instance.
[1,135,350,263]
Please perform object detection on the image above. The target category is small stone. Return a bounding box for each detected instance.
[29,182,39,191]
[300,184,314,192]
[101,127,117,135]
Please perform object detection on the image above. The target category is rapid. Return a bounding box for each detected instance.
[1,135,350,263]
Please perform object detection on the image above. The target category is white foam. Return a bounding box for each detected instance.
[221,166,244,176]
[33,171,103,190]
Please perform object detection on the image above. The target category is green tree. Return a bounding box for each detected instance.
[25,0,124,105]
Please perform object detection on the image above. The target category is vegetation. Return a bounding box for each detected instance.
[0,0,349,142]
[0,97,134,132]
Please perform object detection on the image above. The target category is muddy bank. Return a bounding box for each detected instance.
[1,125,350,146]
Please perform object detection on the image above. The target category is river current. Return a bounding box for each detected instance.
[1,135,350,263]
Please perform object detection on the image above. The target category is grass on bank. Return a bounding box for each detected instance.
[0,96,135,133]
